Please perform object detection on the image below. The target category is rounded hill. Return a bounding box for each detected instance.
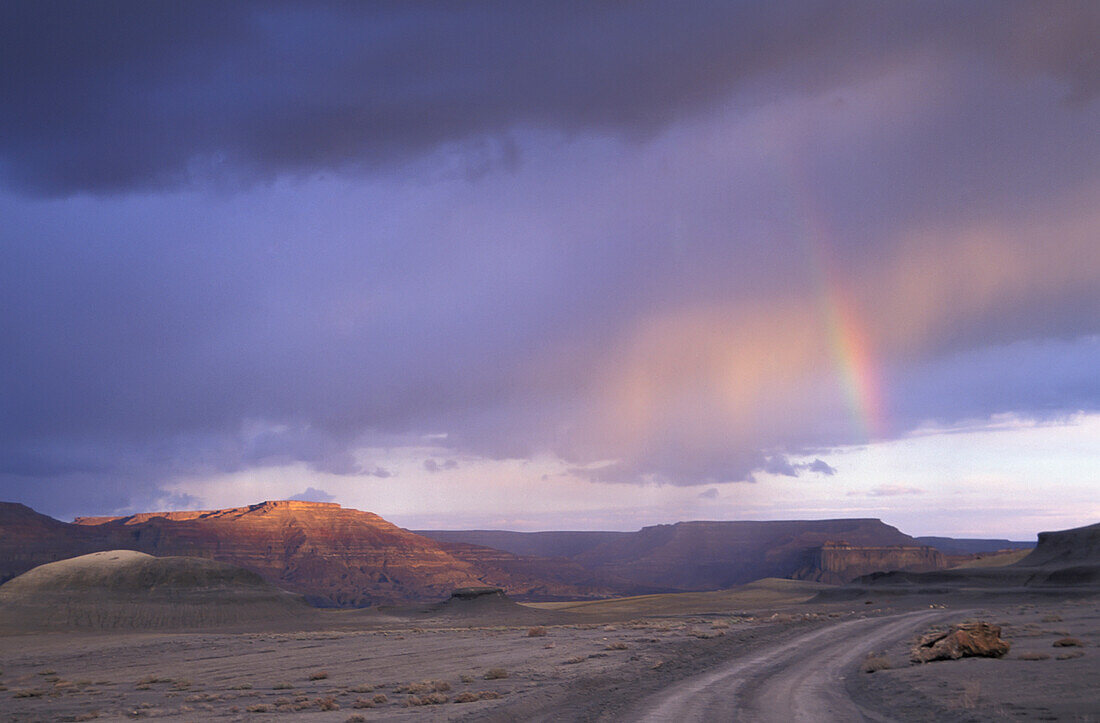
[0,550,310,630]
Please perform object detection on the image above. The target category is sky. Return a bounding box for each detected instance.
[2,1,1098,539]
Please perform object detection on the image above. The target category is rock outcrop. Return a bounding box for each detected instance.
[791,541,947,584]
[0,503,107,584]
[421,519,965,591]
[1015,521,1100,568]
[567,518,927,591]
[1,501,621,606]
[910,621,1010,663]
[75,501,484,606]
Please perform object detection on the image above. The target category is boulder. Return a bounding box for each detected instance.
[910,621,1010,663]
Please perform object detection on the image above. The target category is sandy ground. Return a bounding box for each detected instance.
[851,595,1099,721]
[1,591,1096,721]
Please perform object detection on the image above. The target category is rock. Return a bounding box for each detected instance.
[0,501,618,607]
[566,518,933,591]
[792,541,947,585]
[910,621,1010,663]
[449,586,506,600]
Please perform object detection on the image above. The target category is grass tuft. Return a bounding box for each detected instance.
[861,654,891,673]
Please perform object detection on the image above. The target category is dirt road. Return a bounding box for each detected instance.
[636,609,956,722]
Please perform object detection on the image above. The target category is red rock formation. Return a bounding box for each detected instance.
[0,503,107,584]
[791,541,947,584]
[910,622,1010,663]
[73,501,494,605]
[4,501,624,605]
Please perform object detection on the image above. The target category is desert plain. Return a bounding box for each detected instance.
[1,572,1097,722]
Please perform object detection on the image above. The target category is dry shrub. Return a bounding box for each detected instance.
[483,668,508,680]
[272,682,293,690]
[74,714,99,722]
[352,698,375,709]
[1041,614,1062,622]
[308,670,329,681]
[13,689,46,698]
[345,716,367,723]
[605,642,629,650]
[460,675,474,684]
[1056,650,1085,660]
[527,626,547,637]
[1053,637,1083,647]
[861,654,891,674]
[454,690,502,703]
[404,692,448,706]
[396,680,450,694]
[228,683,252,690]
[349,684,373,693]
[1017,652,1050,661]
[562,656,586,665]
[38,670,57,676]
[372,693,388,704]
[601,625,618,632]
[711,621,730,630]
[245,704,270,712]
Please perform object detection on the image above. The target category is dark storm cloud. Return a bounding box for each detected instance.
[762,456,799,478]
[806,459,837,476]
[1,2,1099,518]
[2,1,1097,195]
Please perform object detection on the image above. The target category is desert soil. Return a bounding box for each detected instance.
[850,596,1099,721]
[1,594,1096,721]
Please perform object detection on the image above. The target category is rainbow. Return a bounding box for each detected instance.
[785,161,888,441]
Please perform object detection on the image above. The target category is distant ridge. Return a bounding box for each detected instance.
[915,536,1034,555]
[849,521,1100,589]
[1,501,620,605]
[421,518,952,590]
[3,500,1052,605]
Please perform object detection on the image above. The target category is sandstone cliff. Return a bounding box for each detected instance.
[75,501,485,606]
[3,501,621,605]
[567,518,923,591]
[790,541,947,584]
[0,503,108,584]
